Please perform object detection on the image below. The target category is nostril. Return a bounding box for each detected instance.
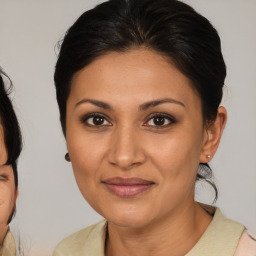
[107,130,147,169]
[108,151,146,170]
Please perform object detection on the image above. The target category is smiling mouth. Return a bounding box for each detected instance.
[102,177,155,197]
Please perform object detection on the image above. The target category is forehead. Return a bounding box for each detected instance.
[69,49,201,109]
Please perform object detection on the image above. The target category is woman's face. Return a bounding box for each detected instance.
[0,124,17,244]
[66,49,211,228]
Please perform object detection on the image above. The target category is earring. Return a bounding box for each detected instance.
[65,153,71,162]
[207,155,211,158]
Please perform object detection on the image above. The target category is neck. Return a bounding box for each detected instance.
[105,201,212,256]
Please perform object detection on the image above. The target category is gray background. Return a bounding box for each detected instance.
[0,0,255,255]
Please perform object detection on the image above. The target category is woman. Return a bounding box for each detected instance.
[0,69,22,255]
[53,0,256,255]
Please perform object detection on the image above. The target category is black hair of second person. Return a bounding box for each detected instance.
[0,68,22,188]
[54,0,226,201]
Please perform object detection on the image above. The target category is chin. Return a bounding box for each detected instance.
[84,190,159,228]
[108,216,151,229]
[101,204,156,229]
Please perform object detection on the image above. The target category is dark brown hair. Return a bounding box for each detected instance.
[0,68,22,187]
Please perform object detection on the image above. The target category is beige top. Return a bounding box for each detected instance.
[0,230,16,256]
[53,208,256,256]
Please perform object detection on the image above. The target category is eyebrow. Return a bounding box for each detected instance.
[139,98,185,111]
[75,97,185,111]
[75,99,113,110]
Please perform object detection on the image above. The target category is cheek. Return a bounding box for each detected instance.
[68,137,110,216]
[148,132,203,174]
[0,185,16,225]
[67,132,108,196]
[68,132,107,173]
[145,127,204,199]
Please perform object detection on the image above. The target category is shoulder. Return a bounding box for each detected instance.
[234,231,256,256]
[52,220,107,256]
[0,230,16,256]
[187,206,245,256]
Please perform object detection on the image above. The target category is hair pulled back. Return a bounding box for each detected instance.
[54,0,226,201]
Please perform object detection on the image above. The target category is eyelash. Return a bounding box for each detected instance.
[80,113,112,127]
[143,113,176,128]
[0,175,7,181]
[80,112,175,129]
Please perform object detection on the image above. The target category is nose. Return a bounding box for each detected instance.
[107,126,146,170]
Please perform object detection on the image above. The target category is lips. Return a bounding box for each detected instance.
[102,177,155,197]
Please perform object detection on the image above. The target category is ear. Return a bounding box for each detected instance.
[200,106,227,163]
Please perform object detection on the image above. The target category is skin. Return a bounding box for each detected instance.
[0,124,18,246]
[66,48,227,256]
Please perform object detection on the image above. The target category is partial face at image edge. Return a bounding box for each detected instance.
[0,124,18,245]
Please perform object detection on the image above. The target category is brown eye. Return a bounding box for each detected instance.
[82,113,112,127]
[92,116,105,125]
[152,116,165,126]
[144,113,175,128]
[0,175,7,181]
